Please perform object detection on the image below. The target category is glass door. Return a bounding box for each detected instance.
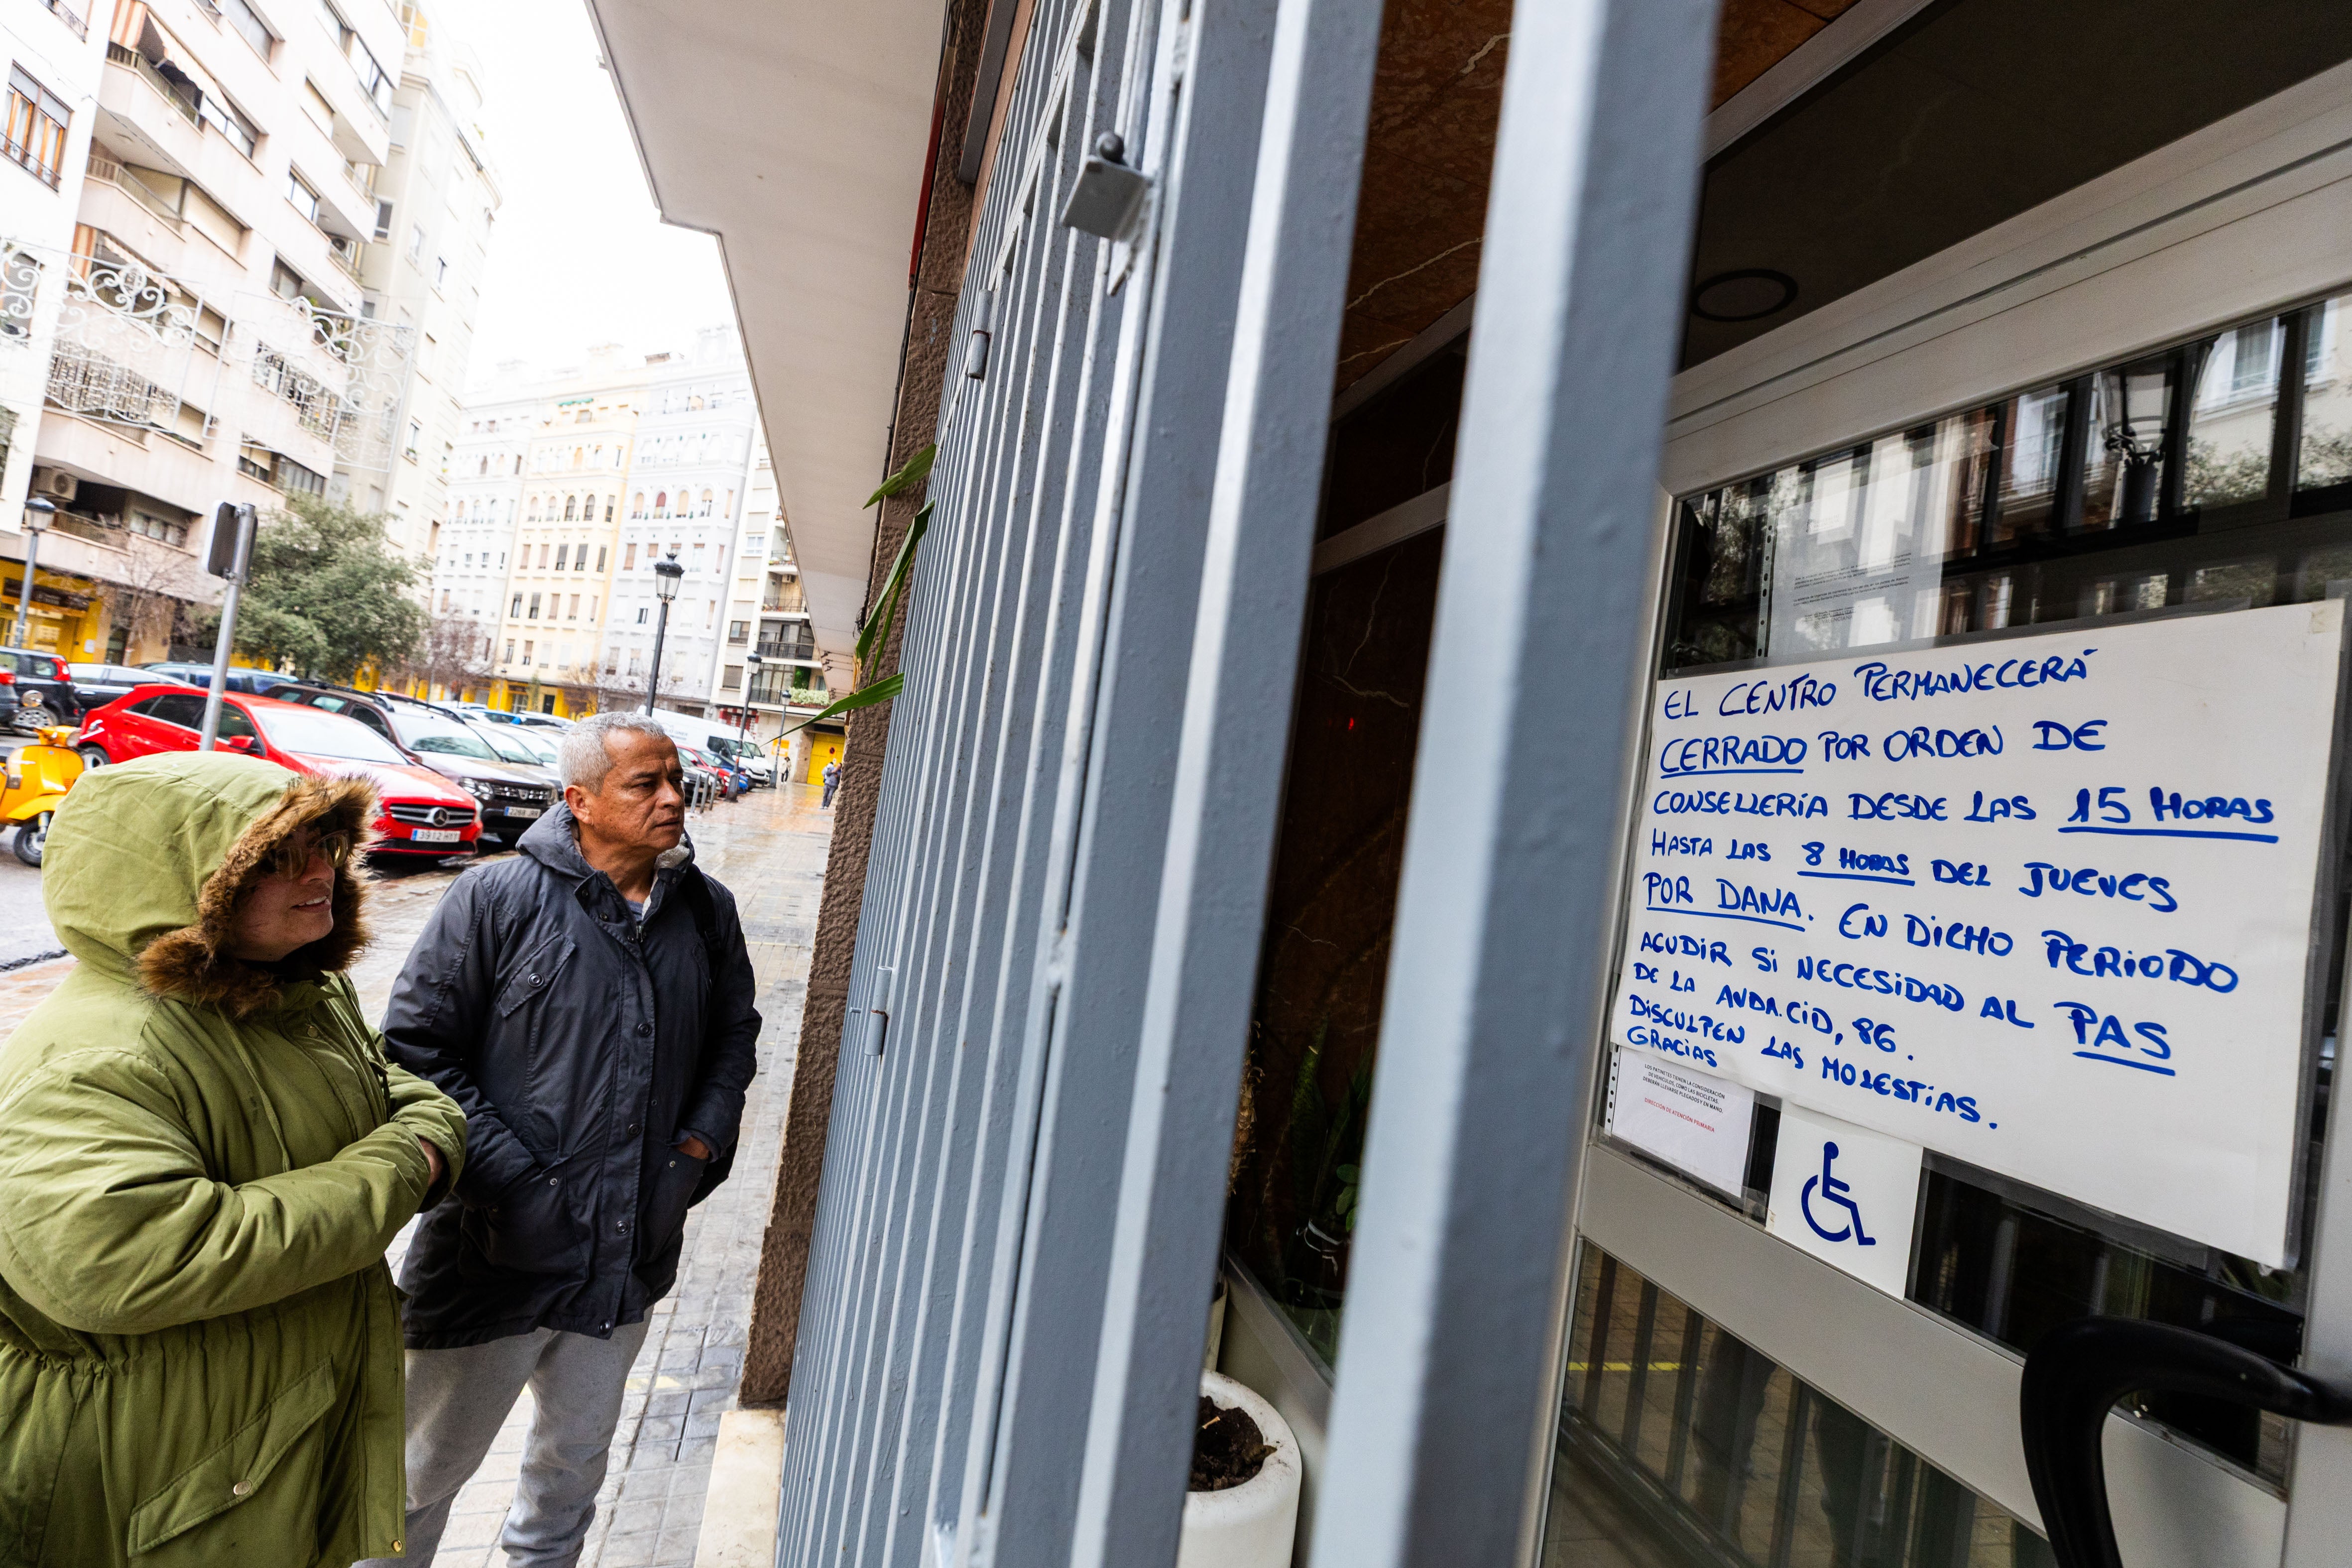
[1542,274,2352,1568]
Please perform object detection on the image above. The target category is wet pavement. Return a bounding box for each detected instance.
[0,781,833,1568]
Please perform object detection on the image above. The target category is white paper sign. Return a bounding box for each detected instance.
[1606,1051,1757,1196]
[1609,602,2347,1265]
[1766,1105,1923,1296]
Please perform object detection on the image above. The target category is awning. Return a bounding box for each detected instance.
[582,0,945,686]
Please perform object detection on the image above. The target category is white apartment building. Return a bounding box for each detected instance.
[432,372,526,628]
[707,439,833,777]
[0,0,107,639]
[344,0,497,566]
[5,0,414,664]
[600,328,755,716]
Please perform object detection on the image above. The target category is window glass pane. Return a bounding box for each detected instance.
[1544,1243,2056,1568]
[2302,298,2352,494]
[1643,289,2352,1490]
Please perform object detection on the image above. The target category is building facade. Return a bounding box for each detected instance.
[591,2,2352,1567]
[708,439,832,777]
[440,332,792,719]
[2,0,418,666]
[344,0,498,566]
[0,0,107,652]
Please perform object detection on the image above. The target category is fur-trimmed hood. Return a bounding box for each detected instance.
[41,752,379,1017]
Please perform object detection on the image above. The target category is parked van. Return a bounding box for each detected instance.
[646,708,774,787]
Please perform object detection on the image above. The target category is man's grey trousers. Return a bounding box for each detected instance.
[357,1320,652,1568]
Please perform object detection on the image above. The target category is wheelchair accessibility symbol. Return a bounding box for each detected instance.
[1800,1141,1876,1247]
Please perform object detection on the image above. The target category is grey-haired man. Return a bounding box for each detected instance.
[363,712,762,1567]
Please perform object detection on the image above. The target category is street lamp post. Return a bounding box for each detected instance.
[736,650,762,781]
[11,496,57,648]
[645,551,684,715]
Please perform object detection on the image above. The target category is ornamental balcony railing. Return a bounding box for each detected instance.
[761,580,807,614]
[10,235,413,476]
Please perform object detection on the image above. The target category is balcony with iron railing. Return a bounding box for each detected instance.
[85,153,186,235]
[106,43,201,129]
[760,579,808,614]
[748,671,827,708]
[755,628,817,664]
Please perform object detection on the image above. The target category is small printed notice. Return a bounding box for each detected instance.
[1766,1105,1923,1297]
[1606,1050,1757,1197]
[1608,602,2349,1265]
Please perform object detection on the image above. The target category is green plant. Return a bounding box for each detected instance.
[781,445,935,738]
[190,494,425,682]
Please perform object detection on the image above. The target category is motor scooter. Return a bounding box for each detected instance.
[2,724,83,867]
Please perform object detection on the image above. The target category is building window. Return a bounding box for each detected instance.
[563,495,578,522]
[728,620,748,644]
[604,498,616,522]
[223,0,276,57]
[373,199,394,240]
[636,607,648,625]
[434,256,448,289]
[535,543,549,569]
[527,594,540,619]
[202,93,260,159]
[521,640,533,663]
[5,67,70,190]
[2,245,41,340]
[287,169,321,223]
[408,223,426,262]
[722,665,742,691]
[554,543,569,571]
[405,419,421,460]
[575,540,589,571]
[624,543,637,571]
[630,491,644,518]
[502,639,515,662]
[510,594,522,617]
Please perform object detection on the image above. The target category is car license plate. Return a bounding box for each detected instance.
[505,806,543,819]
[410,828,463,844]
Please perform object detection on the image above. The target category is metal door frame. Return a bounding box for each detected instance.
[1558,55,2352,1568]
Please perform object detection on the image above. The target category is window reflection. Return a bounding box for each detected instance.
[1546,1243,2056,1568]
[1667,288,2352,677]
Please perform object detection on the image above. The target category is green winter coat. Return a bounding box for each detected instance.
[0,753,468,1568]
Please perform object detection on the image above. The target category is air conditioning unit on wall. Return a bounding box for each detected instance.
[32,469,77,502]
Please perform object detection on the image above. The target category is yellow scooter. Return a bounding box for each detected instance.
[3,724,82,867]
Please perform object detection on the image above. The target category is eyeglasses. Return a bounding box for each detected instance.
[265,828,355,880]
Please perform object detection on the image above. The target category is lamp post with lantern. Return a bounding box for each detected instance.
[735,649,762,784]
[645,550,684,715]
[10,495,57,648]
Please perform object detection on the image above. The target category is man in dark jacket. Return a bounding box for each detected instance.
[362,712,761,1567]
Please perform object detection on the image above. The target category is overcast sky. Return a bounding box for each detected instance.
[449,0,739,384]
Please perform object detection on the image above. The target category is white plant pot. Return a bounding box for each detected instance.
[1180,1371,1301,1568]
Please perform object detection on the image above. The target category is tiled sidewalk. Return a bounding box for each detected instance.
[387,788,832,1568]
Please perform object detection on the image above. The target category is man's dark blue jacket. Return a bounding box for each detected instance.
[382,804,760,1348]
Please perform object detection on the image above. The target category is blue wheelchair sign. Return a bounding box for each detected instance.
[1800,1140,1876,1247]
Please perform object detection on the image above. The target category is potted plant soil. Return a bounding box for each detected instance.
[1179,1371,1301,1568]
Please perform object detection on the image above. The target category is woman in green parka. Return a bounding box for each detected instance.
[0,751,468,1567]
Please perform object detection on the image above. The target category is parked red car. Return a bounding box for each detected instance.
[73,687,483,858]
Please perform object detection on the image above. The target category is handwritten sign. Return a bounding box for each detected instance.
[1608,602,2348,1265]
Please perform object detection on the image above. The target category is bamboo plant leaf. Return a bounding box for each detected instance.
[863,443,937,508]
[779,672,905,738]
[856,499,934,667]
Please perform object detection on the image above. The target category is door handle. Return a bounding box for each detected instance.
[2020,1317,2352,1568]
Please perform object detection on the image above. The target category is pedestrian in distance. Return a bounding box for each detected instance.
[364,712,761,1568]
[0,752,466,1568]
[821,756,840,808]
